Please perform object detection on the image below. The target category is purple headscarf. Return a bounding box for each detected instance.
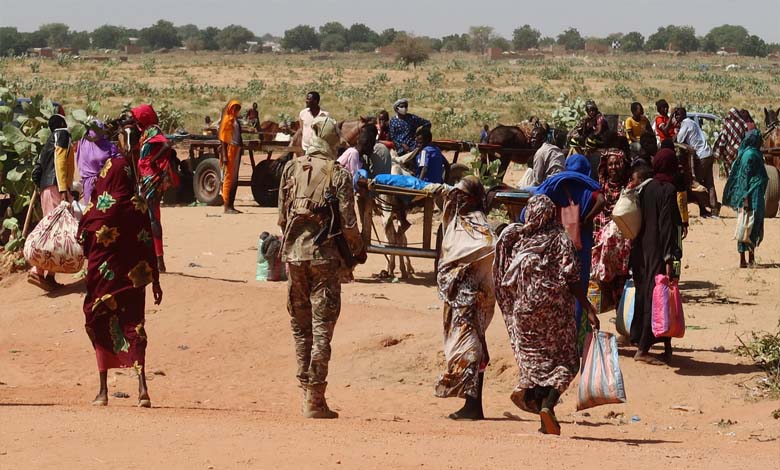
[77,121,120,205]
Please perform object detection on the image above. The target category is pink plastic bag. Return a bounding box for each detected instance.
[651,274,685,338]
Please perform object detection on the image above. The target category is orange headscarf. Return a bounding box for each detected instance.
[218,99,241,144]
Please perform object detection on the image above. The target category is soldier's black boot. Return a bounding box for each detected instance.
[448,372,484,420]
[304,383,338,419]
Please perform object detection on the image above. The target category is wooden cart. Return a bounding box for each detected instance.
[171,135,301,206]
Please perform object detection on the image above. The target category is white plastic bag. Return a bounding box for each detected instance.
[23,201,85,274]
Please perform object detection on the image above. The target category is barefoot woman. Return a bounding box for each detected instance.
[78,150,162,407]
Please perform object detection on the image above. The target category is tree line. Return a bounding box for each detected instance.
[0,21,775,58]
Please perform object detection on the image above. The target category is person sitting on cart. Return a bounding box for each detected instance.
[245,102,260,130]
[415,127,445,184]
[528,124,565,187]
[389,98,430,155]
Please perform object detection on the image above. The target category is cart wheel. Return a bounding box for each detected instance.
[193,157,223,206]
[251,153,292,207]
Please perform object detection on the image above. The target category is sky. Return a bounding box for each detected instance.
[1,0,778,42]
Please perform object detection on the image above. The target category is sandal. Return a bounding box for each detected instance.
[539,408,561,435]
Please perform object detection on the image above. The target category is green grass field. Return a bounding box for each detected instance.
[2,51,778,138]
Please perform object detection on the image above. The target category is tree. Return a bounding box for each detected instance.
[428,37,443,52]
[394,35,430,65]
[200,27,220,51]
[646,25,698,52]
[216,24,255,51]
[319,22,347,38]
[739,35,768,57]
[621,31,645,52]
[183,37,205,52]
[0,27,24,56]
[512,24,541,50]
[320,33,347,52]
[281,25,319,51]
[468,26,494,54]
[139,20,181,49]
[557,27,584,50]
[69,31,91,50]
[539,36,555,47]
[346,23,378,48]
[488,36,511,52]
[176,24,201,42]
[378,28,397,47]
[37,23,70,48]
[703,24,748,52]
[91,25,127,49]
[441,33,470,52]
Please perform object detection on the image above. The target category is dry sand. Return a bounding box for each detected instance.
[1,165,779,469]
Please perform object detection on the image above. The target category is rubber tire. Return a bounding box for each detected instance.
[765,164,780,218]
[251,160,282,207]
[446,163,470,186]
[193,158,223,206]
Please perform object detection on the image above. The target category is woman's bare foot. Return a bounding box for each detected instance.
[748,252,756,266]
[224,207,242,214]
[138,372,151,408]
[92,392,108,406]
[634,351,665,365]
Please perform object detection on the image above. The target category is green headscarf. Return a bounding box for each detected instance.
[722,129,769,249]
[723,129,768,210]
[305,116,340,160]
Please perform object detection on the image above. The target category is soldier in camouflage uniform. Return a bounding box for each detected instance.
[278,116,366,419]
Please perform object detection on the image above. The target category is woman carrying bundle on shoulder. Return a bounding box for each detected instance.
[434,176,496,421]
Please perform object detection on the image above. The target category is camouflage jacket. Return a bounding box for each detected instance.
[277,155,363,263]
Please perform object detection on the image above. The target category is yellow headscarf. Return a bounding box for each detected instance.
[218,99,241,144]
[305,116,340,160]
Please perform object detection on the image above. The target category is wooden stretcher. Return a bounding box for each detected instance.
[355,179,439,260]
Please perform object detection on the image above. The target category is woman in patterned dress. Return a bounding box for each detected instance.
[434,176,496,420]
[494,195,599,435]
[591,148,632,310]
[78,153,163,407]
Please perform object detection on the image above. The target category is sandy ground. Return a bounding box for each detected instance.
[1,165,779,469]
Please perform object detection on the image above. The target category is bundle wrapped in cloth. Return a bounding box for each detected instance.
[23,201,84,274]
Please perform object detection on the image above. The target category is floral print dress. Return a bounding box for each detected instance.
[78,156,159,372]
[494,195,580,409]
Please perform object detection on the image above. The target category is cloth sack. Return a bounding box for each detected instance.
[23,201,84,274]
[734,208,754,245]
[558,189,582,249]
[615,278,635,337]
[612,187,642,240]
[256,232,286,282]
[651,274,685,338]
[577,330,627,411]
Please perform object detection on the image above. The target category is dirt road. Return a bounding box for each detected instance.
[1,174,779,469]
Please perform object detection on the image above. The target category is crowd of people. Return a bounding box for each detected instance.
[22,90,772,435]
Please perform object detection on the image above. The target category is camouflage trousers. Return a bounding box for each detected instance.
[287,260,342,388]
